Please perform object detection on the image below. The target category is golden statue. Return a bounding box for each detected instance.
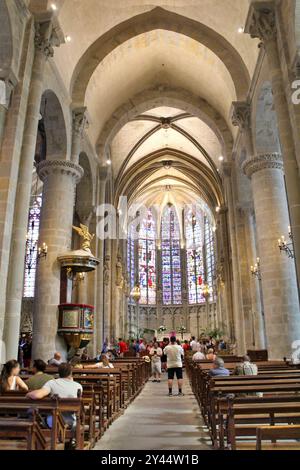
[72,224,95,252]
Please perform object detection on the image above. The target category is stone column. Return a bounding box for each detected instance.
[103,246,112,343]
[71,107,87,163]
[94,166,107,352]
[243,153,300,359]
[32,160,83,361]
[246,2,300,291]
[4,19,62,360]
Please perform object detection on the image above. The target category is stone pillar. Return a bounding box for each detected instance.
[243,153,300,359]
[32,160,83,361]
[246,2,300,291]
[94,167,107,352]
[71,107,87,163]
[103,246,112,343]
[4,19,62,360]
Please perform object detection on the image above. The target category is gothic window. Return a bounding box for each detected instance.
[138,209,156,305]
[127,223,135,294]
[185,209,205,304]
[161,205,182,305]
[23,196,42,298]
[204,215,216,300]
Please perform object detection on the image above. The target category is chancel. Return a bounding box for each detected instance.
[0,0,300,454]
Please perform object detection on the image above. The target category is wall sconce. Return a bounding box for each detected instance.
[278,227,294,259]
[37,242,48,261]
[251,258,261,280]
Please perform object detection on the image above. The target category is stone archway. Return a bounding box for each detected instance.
[70,7,250,106]
[96,86,233,162]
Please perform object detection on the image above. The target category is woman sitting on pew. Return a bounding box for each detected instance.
[83,354,114,369]
[0,359,28,393]
[206,348,217,361]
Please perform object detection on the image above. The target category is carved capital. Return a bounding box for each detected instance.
[34,19,63,58]
[37,160,84,183]
[72,107,88,137]
[245,2,277,43]
[242,152,283,178]
[231,101,251,130]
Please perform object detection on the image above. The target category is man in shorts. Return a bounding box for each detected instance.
[163,336,184,396]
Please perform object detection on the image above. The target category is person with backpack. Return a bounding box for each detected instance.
[234,355,258,376]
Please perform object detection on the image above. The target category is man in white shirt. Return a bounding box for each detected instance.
[27,362,82,429]
[192,349,206,361]
[190,336,200,352]
[163,336,184,396]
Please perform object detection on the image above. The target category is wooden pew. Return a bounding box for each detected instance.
[256,425,300,450]
[0,418,46,450]
[0,395,84,450]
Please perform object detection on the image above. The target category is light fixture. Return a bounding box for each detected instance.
[106,159,112,166]
[51,3,57,11]
[251,258,261,280]
[215,206,221,213]
[38,242,48,261]
[238,27,244,34]
[130,283,141,303]
[278,227,294,259]
[65,35,71,43]
[218,156,224,162]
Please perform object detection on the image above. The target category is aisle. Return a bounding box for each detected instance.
[94,374,211,450]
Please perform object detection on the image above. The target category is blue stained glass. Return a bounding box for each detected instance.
[161,206,182,305]
[138,209,156,305]
[23,196,42,298]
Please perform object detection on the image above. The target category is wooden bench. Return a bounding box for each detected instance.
[0,417,46,450]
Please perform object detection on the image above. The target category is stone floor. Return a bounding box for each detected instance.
[94,373,212,450]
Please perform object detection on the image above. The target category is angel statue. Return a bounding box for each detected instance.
[72,224,95,252]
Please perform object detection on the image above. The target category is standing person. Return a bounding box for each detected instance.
[149,342,163,382]
[160,338,169,372]
[190,336,199,352]
[22,337,32,368]
[0,360,28,393]
[118,338,128,358]
[138,339,146,356]
[182,340,190,352]
[164,336,184,396]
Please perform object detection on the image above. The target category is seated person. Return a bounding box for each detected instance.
[84,353,114,369]
[192,349,206,361]
[209,358,230,377]
[234,355,258,376]
[48,352,63,366]
[206,348,217,361]
[0,359,28,393]
[27,359,53,391]
[27,363,82,430]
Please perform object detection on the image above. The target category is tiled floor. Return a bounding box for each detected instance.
[94,374,212,450]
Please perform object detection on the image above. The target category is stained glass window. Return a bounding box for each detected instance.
[204,216,216,301]
[127,224,135,294]
[138,209,156,305]
[185,209,205,304]
[23,196,42,298]
[161,205,182,305]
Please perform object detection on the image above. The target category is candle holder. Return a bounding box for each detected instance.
[37,242,48,261]
[251,258,261,280]
[278,227,294,259]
